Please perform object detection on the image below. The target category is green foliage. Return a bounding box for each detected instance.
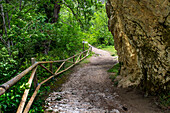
[158,92,170,109]
[0,47,18,83]
[108,63,120,85]
[28,86,51,113]
[0,46,28,112]
[0,0,114,112]
[99,46,117,56]
[108,63,120,73]
[0,83,25,112]
[84,4,114,46]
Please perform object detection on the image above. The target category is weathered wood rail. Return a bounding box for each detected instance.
[0,44,92,113]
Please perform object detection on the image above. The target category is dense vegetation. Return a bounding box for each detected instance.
[0,0,113,112]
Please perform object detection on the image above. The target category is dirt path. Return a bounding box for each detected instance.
[44,46,163,113]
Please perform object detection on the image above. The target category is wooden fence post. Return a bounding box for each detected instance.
[31,58,38,89]
[80,54,82,59]
[82,41,85,57]
[50,60,53,73]
[73,57,75,63]
[83,42,84,51]
[50,59,54,80]
[62,62,65,70]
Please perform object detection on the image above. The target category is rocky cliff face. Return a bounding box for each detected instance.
[106,0,170,93]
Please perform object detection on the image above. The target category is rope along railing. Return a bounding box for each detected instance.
[0,45,92,113]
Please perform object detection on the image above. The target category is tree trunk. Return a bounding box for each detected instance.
[0,0,11,55]
[0,1,8,36]
[43,40,51,55]
[54,0,61,22]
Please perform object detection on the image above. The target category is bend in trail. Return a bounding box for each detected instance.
[44,46,162,113]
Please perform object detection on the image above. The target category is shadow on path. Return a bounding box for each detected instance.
[44,46,163,113]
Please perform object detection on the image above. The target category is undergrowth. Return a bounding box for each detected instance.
[158,92,170,110]
[108,63,120,86]
[28,50,93,112]
[80,51,94,65]
[98,45,117,56]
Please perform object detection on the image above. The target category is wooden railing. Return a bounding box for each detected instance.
[0,45,92,113]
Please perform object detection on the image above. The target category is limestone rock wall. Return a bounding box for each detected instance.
[106,0,170,93]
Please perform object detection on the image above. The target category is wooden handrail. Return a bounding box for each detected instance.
[0,44,92,113]
[16,66,38,113]
[39,64,54,75]
[55,61,65,74]
[38,60,65,64]
[23,47,92,113]
[0,62,39,95]
[0,49,90,95]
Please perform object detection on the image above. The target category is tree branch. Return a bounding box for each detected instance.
[61,1,84,28]
[6,12,11,29]
[0,35,7,46]
[20,0,22,11]
[24,1,37,14]
[54,0,61,22]
[9,9,15,24]
[60,20,73,27]
[0,1,8,37]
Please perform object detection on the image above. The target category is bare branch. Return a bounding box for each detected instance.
[54,0,61,22]
[0,35,7,46]
[61,1,84,27]
[6,12,10,29]
[0,1,8,37]
[24,1,37,14]
[8,1,19,12]
[25,7,34,14]
[20,0,22,11]
[21,1,26,11]
[9,7,17,23]
[60,20,73,27]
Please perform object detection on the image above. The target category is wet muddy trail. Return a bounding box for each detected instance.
[44,46,163,113]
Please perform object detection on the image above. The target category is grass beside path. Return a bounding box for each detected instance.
[108,63,120,85]
[98,46,117,56]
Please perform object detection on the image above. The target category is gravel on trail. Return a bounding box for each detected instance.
[44,46,163,113]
